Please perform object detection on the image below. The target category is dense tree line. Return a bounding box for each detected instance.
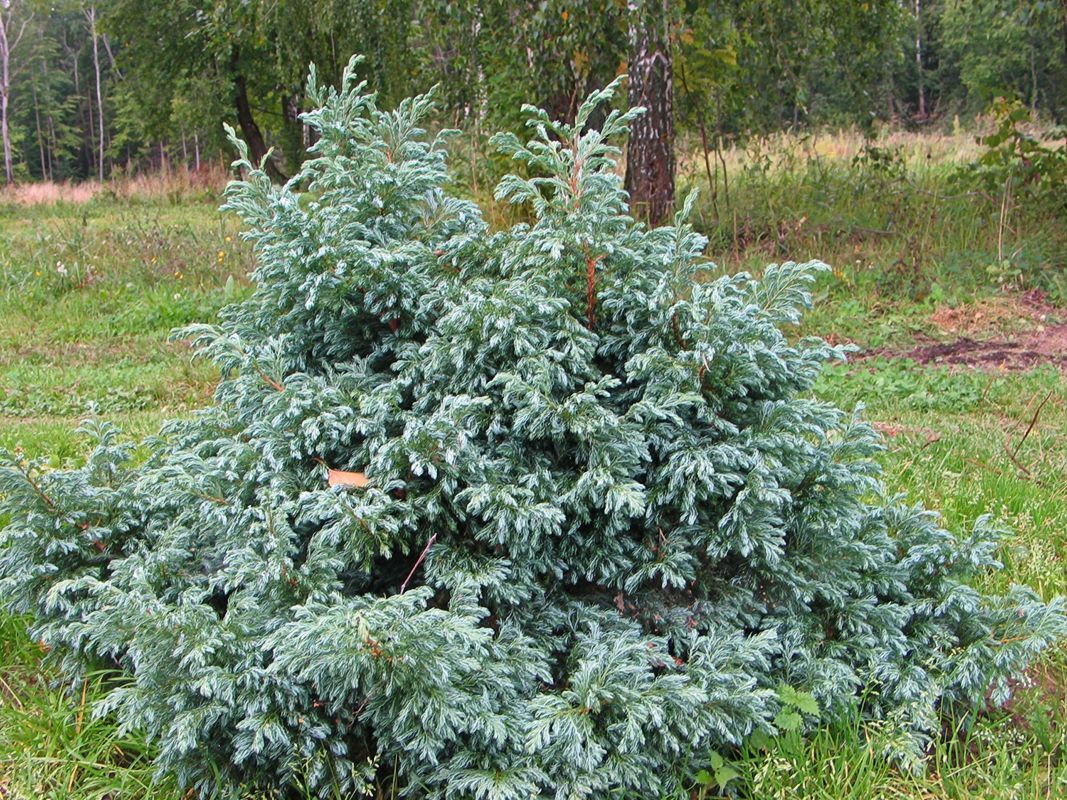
[2,0,1065,197]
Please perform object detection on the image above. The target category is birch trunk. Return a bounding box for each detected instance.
[914,0,925,118]
[0,0,26,184]
[86,6,104,180]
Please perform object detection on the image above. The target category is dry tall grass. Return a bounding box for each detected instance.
[0,181,101,205]
[0,165,229,207]
[676,125,978,179]
[676,117,1063,179]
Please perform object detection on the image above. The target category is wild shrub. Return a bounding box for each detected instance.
[1,60,1063,799]
[961,99,1067,209]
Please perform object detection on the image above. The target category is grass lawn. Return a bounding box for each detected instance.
[1,135,1064,798]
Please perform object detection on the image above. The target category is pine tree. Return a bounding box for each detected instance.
[1,57,1064,799]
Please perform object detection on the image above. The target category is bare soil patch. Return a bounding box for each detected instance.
[929,290,1056,337]
[900,324,1067,370]
[867,291,1067,370]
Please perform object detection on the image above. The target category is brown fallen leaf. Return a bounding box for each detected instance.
[328,469,369,489]
[872,421,903,437]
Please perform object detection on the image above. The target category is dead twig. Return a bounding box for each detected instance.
[254,364,285,393]
[399,532,438,594]
[1002,441,1032,477]
[1012,389,1053,459]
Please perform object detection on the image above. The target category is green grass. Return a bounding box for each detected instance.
[0,196,237,799]
[0,198,247,457]
[0,616,171,800]
[1,139,1065,799]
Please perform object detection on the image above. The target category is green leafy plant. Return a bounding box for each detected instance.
[956,99,1067,277]
[1,59,1064,799]
[971,100,1066,205]
[694,751,741,796]
[773,683,821,733]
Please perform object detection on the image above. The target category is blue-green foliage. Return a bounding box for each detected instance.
[1,58,1063,799]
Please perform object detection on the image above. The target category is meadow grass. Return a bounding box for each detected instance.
[0,131,1064,799]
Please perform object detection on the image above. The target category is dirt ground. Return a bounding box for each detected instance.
[867,290,1067,370]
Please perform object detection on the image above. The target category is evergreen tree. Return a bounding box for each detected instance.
[1,58,1063,799]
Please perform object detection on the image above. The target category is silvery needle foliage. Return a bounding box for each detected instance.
[1,57,1063,799]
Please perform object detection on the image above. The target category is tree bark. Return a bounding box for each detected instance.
[914,0,925,119]
[31,73,46,179]
[625,0,674,226]
[231,51,286,182]
[0,0,27,184]
[86,6,104,180]
[0,46,10,184]
[39,50,54,178]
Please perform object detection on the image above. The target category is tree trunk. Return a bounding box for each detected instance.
[40,51,54,178]
[0,64,9,184]
[87,6,104,180]
[0,0,30,184]
[0,84,10,185]
[914,0,925,118]
[31,74,46,179]
[0,0,20,184]
[73,44,97,178]
[625,0,674,226]
[231,51,286,182]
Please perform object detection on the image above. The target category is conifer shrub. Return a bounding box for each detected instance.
[1,60,1064,799]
